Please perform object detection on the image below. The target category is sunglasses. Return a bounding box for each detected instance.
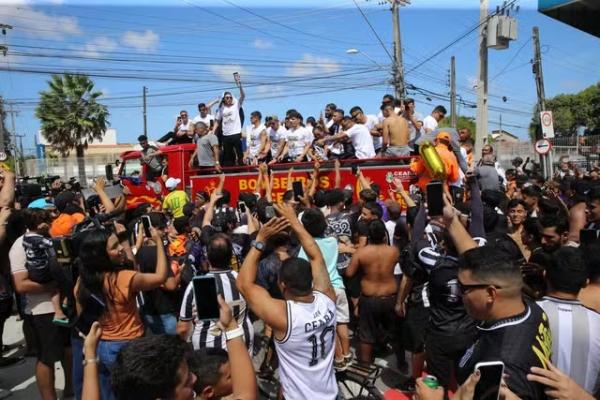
[458,281,502,294]
[224,96,232,99]
[350,114,360,121]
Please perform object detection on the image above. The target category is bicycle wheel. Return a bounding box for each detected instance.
[337,375,382,400]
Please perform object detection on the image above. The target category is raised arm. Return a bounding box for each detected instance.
[92,177,116,213]
[273,203,335,300]
[286,167,294,191]
[217,296,258,400]
[443,194,477,255]
[238,83,245,106]
[236,218,290,335]
[357,168,372,191]
[0,170,15,207]
[334,159,341,189]
[131,227,169,292]
[467,174,485,239]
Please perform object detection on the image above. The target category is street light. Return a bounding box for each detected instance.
[345,48,386,70]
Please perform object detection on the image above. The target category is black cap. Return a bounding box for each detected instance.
[54,190,76,212]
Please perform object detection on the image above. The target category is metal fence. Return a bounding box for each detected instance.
[494,135,600,171]
[23,154,121,187]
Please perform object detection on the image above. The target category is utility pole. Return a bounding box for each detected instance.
[143,86,148,136]
[450,56,457,129]
[0,24,13,154]
[6,102,20,176]
[475,0,489,161]
[390,0,406,101]
[532,26,552,179]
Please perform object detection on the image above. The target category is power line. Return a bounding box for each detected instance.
[351,0,394,62]
[405,0,518,76]
[490,37,531,82]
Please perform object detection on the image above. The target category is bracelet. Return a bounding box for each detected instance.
[82,357,99,366]
[225,326,244,341]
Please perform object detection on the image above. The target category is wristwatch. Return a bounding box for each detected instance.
[252,240,266,251]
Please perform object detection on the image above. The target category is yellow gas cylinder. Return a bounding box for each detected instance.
[419,141,446,180]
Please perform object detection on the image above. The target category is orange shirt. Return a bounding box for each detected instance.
[50,212,85,237]
[410,144,460,191]
[100,270,145,341]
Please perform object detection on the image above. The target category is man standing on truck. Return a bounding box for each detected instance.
[380,103,411,158]
[189,122,221,173]
[212,77,246,167]
[138,135,163,182]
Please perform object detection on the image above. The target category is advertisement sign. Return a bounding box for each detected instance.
[190,165,416,205]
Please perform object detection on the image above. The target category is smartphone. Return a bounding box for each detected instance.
[351,164,358,176]
[192,275,220,321]
[426,181,444,216]
[265,205,276,220]
[292,181,304,201]
[238,201,246,213]
[474,361,505,400]
[141,215,152,238]
[580,229,599,245]
[75,294,106,336]
[233,72,240,82]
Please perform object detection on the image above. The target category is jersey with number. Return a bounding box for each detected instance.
[275,291,338,400]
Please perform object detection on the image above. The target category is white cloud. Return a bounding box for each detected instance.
[286,54,341,77]
[208,64,247,82]
[121,30,159,53]
[80,36,118,58]
[256,84,285,97]
[0,1,81,40]
[252,38,273,50]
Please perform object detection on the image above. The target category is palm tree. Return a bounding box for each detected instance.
[35,74,109,186]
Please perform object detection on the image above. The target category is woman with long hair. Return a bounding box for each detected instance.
[74,222,168,400]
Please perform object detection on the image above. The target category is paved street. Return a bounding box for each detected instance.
[0,316,69,400]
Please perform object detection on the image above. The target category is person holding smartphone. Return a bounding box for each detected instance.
[212,77,246,167]
[72,222,168,400]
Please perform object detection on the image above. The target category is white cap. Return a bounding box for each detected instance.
[165,177,181,190]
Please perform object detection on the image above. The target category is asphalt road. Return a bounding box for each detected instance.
[0,316,70,400]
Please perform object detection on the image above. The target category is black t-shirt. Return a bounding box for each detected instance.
[457,301,552,400]
[136,245,177,315]
[427,256,477,336]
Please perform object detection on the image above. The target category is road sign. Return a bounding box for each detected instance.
[540,110,555,138]
[0,151,6,161]
[535,139,552,155]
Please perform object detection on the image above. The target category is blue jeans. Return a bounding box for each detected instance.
[96,339,131,400]
[142,313,178,335]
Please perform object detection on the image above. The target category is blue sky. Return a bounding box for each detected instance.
[0,0,599,155]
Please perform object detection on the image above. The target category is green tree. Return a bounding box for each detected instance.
[439,115,476,138]
[529,82,600,140]
[0,97,12,154]
[35,74,109,185]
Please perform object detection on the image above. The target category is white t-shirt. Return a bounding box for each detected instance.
[284,127,312,158]
[269,126,287,157]
[422,115,438,133]
[192,113,214,129]
[245,123,266,158]
[361,114,381,151]
[216,99,242,136]
[9,235,55,316]
[405,112,424,142]
[345,124,375,159]
[176,119,193,137]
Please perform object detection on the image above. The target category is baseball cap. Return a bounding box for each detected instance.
[165,177,181,190]
[270,115,279,121]
[436,131,451,142]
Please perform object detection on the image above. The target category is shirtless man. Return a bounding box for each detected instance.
[380,103,410,158]
[346,219,400,363]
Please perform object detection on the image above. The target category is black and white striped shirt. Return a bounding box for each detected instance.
[179,269,253,351]
[537,296,600,395]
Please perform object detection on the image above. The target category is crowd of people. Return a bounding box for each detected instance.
[0,91,600,400]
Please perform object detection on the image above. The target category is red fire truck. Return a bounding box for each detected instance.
[118,143,416,209]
